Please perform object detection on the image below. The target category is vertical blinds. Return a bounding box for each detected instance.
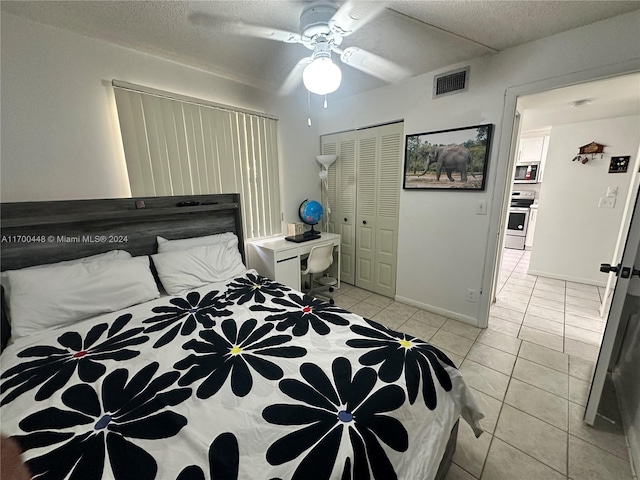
[113,82,281,239]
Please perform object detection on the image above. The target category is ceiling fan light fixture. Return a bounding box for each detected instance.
[303,57,342,95]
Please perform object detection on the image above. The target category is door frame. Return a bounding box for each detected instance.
[479,59,640,328]
[489,111,522,304]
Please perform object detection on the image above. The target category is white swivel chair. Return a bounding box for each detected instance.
[301,242,337,304]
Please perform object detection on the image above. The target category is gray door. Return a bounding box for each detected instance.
[610,247,640,472]
[585,189,640,429]
[612,300,640,472]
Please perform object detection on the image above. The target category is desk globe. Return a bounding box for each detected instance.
[299,199,323,236]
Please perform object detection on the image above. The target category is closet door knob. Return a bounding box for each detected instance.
[363,220,367,225]
[344,218,347,222]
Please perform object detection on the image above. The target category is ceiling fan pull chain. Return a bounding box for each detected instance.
[324,95,328,109]
[307,90,312,127]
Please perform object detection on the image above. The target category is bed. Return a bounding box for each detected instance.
[0,194,482,480]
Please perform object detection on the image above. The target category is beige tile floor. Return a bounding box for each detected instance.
[329,249,636,480]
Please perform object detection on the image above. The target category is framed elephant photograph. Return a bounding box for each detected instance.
[403,123,493,191]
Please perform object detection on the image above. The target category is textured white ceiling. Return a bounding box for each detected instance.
[519,73,640,130]
[2,1,639,98]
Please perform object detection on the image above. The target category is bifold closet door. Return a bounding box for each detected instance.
[372,123,403,298]
[321,122,402,295]
[355,122,402,297]
[321,132,356,285]
[355,130,378,292]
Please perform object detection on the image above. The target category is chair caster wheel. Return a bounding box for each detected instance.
[330,299,335,305]
[329,287,334,292]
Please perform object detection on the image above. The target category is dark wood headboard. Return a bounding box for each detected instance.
[0,194,245,348]
[1,194,245,271]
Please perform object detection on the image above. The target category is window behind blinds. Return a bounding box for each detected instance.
[113,81,281,239]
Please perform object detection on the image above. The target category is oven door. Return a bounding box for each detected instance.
[507,207,530,237]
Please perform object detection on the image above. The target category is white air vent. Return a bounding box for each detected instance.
[433,67,469,99]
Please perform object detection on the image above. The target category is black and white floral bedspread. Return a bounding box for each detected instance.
[0,270,482,480]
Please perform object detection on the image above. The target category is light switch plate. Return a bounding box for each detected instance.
[599,197,616,208]
[476,201,487,215]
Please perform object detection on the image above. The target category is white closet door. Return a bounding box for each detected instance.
[321,132,357,285]
[337,135,357,285]
[374,123,403,297]
[356,130,378,291]
[321,122,403,293]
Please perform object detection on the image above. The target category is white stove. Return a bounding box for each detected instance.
[505,191,535,250]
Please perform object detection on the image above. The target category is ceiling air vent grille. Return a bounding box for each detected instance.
[433,67,469,99]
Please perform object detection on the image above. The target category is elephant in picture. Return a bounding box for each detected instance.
[421,145,474,182]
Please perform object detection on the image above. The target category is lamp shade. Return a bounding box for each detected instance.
[303,58,342,95]
[316,154,337,168]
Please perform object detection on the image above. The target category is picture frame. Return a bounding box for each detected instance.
[403,123,493,191]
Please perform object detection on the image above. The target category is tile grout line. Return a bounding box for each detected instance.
[342,266,622,477]
[516,266,536,340]
[481,322,571,479]
[471,253,523,480]
[464,348,627,475]
[344,298,622,477]
[487,256,568,478]
[563,279,567,360]
[486,280,625,475]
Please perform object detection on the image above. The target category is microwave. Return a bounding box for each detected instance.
[514,162,540,183]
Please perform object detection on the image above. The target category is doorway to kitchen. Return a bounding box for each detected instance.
[487,72,640,470]
[492,74,640,349]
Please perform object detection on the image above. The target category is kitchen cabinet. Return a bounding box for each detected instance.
[525,206,538,248]
[518,131,550,182]
[519,137,545,163]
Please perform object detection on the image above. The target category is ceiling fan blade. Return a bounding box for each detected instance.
[278,57,312,96]
[189,12,308,45]
[338,46,411,84]
[328,0,390,37]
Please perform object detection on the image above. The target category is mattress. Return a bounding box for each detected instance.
[0,270,482,480]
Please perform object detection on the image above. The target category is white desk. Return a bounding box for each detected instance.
[246,233,341,292]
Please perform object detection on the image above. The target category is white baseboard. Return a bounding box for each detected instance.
[527,269,606,288]
[394,295,480,328]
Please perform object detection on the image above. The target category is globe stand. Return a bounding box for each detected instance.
[304,223,319,237]
[285,201,323,244]
[299,199,323,238]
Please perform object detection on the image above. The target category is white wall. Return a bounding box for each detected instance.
[0,12,321,224]
[3,10,640,325]
[276,94,327,224]
[529,116,640,285]
[317,11,640,325]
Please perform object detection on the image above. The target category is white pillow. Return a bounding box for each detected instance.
[152,242,247,295]
[7,256,160,339]
[157,232,238,253]
[1,250,132,315]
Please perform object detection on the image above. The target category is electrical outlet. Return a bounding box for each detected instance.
[466,289,477,303]
[476,201,487,215]
[599,197,616,208]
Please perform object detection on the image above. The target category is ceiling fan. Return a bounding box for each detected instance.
[189,1,412,96]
